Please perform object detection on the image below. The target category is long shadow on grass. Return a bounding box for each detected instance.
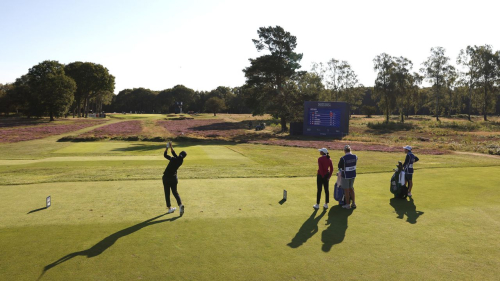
[390,197,424,224]
[27,207,47,214]
[321,205,353,252]
[38,213,180,280]
[287,209,327,248]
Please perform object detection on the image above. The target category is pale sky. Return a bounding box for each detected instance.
[1,0,499,94]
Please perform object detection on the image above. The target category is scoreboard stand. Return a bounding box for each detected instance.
[302,101,350,138]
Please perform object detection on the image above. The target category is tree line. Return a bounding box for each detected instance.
[106,85,250,116]
[1,26,500,127]
[241,26,500,131]
[0,61,115,120]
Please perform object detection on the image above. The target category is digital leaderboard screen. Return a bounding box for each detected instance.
[308,108,342,128]
[303,101,349,137]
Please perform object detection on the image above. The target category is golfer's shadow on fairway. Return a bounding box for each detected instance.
[390,197,424,224]
[321,205,353,252]
[38,213,180,280]
[287,209,327,248]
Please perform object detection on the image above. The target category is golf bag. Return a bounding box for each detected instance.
[390,163,408,199]
[333,182,345,205]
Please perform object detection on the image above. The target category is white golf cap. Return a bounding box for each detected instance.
[318,148,328,154]
[403,145,412,151]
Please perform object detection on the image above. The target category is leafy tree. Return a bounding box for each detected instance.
[39,75,76,120]
[466,45,499,121]
[0,83,13,115]
[442,70,460,116]
[407,72,424,116]
[26,60,76,121]
[6,75,33,116]
[65,62,92,117]
[92,90,114,114]
[113,89,133,112]
[243,26,303,131]
[65,62,115,118]
[373,53,396,123]
[393,56,413,122]
[291,72,323,121]
[421,47,455,121]
[227,87,250,114]
[156,88,175,113]
[205,97,226,116]
[457,46,480,121]
[207,86,235,112]
[337,61,364,116]
[170,85,195,112]
[312,59,342,101]
[112,88,157,113]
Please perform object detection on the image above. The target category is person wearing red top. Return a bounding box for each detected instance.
[315,148,334,209]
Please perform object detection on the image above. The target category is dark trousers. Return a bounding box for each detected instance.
[163,175,182,208]
[316,174,330,204]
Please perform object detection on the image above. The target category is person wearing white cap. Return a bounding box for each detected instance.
[315,148,334,209]
[338,145,358,209]
[403,145,419,197]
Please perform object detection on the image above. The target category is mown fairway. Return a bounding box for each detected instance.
[1,117,499,280]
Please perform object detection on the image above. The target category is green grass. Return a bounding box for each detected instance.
[1,168,499,280]
[1,141,500,185]
[1,118,500,280]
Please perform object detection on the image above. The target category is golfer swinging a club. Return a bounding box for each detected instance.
[163,141,187,215]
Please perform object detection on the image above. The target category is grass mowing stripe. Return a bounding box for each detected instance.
[1,142,499,185]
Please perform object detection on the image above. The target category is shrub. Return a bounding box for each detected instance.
[362,105,377,118]
[367,121,414,131]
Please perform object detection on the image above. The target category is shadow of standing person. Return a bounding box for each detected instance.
[390,197,424,224]
[287,209,327,248]
[321,205,354,252]
[38,213,180,280]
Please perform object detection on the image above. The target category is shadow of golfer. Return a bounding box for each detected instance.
[321,205,353,252]
[287,209,327,248]
[390,197,424,224]
[38,213,180,280]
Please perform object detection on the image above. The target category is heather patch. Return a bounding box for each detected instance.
[0,119,108,143]
[0,118,53,129]
[75,120,143,140]
[157,119,249,139]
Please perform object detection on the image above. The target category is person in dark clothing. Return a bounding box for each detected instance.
[163,142,187,215]
[315,148,334,210]
[338,145,358,209]
[403,145,419,197]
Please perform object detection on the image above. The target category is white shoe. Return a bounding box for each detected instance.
[167,207,176,214]
[313,204,319,209]
[179,204,184,215]
[323,204,329,209]
[342,204,351,209]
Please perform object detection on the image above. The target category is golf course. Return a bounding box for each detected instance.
[1,114,499,281]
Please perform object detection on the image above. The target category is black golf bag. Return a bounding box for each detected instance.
[390,162,408,199]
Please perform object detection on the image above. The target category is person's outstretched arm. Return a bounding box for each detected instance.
[164,142,172,160]
[414,156,419,163]
[170,143,178,157]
